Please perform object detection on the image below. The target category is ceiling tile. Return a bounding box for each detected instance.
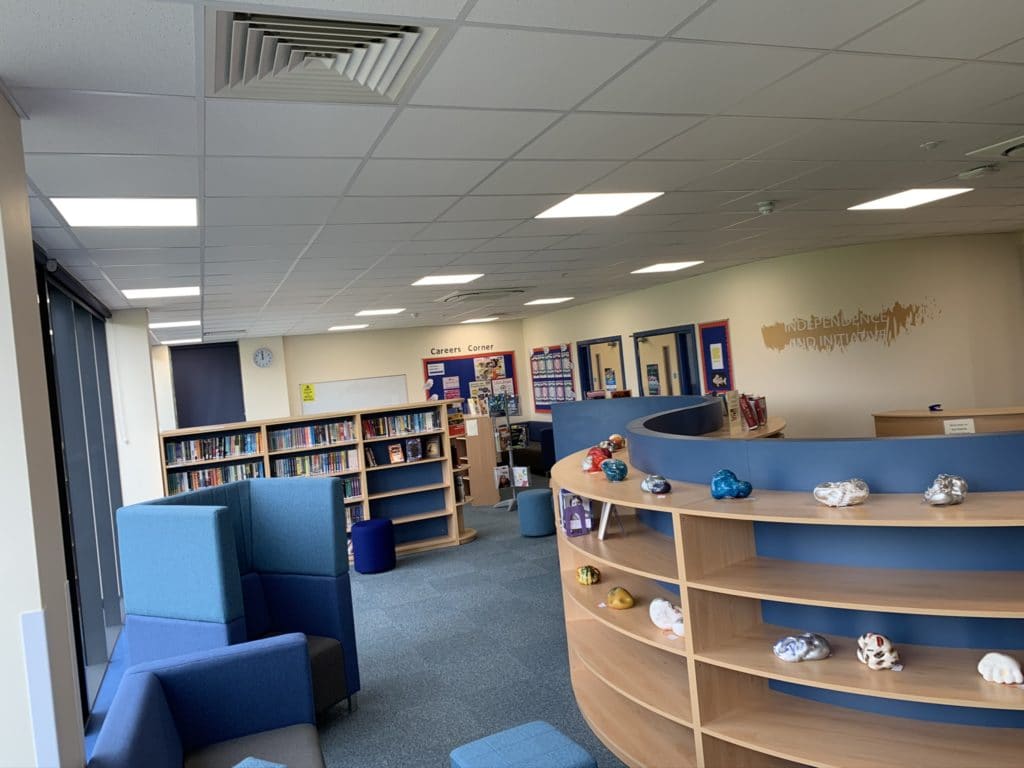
[414,220,521,240]
[585,159,730,192]
[683,160,823,191]
[205,101,392,157]
[985,38,1024,64]
[793,160,967,190]
[0,0,195,94]
[491,219,590,238]
[518,114,703,160]
[583,41,818,114]
[853,62,1024,121]
[348,159,501,195]
[329,196,457,224]
[32,228,78,250]
[204,245,303,263]
[439,195,562,221]
[317,223,426,243]
[374,108,558,158]
[676,1,915,48]
[410,26,651,109]
[15,90,198,155]
[844,0,1024,59]
[475,234,572,251]
[88,248,201,266]
[232,0,469,19]
[204,226,319,247]
[635,190,752,214]
[393,239,488,254]
[724,52,955,118]
[467,0,704,36]
[73,228,201,249]
[204,198,337,226]
[29,198,61,228]
[472,160,619,194]
[644,116,826,161]
[205,158,360,197]
[26,155,199,196]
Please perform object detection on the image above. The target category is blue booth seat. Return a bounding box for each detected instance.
[116,478,359,715]
[88,634,325,768]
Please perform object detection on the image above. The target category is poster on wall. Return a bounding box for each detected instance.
[698,320,734,394]
[646,363,661,396]
[603,368,617,390]
[530,344,575,413]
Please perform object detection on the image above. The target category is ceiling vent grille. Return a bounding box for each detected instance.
[206,10,438,103]
[438,287,528,304]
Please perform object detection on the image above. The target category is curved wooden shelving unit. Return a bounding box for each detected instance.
[553,438,1024,768]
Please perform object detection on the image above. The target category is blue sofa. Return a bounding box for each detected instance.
[117,478,359,713]
[89,634,324,768]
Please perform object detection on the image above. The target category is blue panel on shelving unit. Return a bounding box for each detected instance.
[627,429,749,482]
[365,461,443,494]
[755,523,1024,571]
[635,508,675,538]
[770,681,1024,728]
[551,395,713,460]
[371,489,447,522]
[392,515,449,546]
[761,602,1024,650]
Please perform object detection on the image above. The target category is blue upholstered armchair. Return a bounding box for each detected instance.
[116,478,359,714]
[89,633,324,768]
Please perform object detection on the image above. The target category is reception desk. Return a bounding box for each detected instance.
[874,406,1024,437]
[550,397,1024,768]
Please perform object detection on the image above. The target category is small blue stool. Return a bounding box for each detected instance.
[351,518,396,574]
[451,721,596,768]
[517,489,555,537]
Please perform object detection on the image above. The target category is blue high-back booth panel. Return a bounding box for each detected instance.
[249,478,346,576]
[152,483,255,572]
[117,505,244,623]
[551,395,719,459]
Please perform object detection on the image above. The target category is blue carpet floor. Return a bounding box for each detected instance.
[320,503,625,768]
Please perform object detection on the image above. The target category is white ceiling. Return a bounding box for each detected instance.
[2,0,1023,343]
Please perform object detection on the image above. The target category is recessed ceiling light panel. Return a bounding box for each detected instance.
[52,198,198,227]
[162,338,202,345]
[524,297,573,305]
[631,261,704,274]
[412,274,484,286]
[536,192,663,219]
[460,317,498,324]
[149,320,201,329]
[848,188,972,210]
[123,286,200,299]
[329,324,370,331]
[356,308,405,316]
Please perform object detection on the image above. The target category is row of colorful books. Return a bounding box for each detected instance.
[361,410,440,437]
[267,420,356,451]
[272,448,359,477]
[167,461,265,494]
[165,431,262,465]
[364,435,442,466]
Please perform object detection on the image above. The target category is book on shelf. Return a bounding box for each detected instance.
[364,446,378,467]
[362,409,440,438]
[267,419,354,451]
[448,408,466,437]
[167,460,265,495]
[341,476,362,500]
[424,435,441,459]
[405,437,422,462]
[271,448,359,477]
[165,430,262,465]
[494,465,511,489]
[494,424,510,454]
[389,443,405,464]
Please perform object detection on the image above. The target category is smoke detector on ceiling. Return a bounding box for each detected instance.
[205,10,440,103]
[966,135,1024,161]
[437,287,528,304]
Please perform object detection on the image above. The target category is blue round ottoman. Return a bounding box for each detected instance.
[451,721,596,768]
[517,489,555,537]
[351,518,396,574]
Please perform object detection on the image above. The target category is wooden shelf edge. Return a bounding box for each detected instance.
[388,509,453,525]
[362,428,446,444]
[365,457,448,472]
[559,518,681,585]
[395,534,459,556]
[165,453,264,470]
[266,439,359,455]
[458,527,477,544]
[367,482,449,500]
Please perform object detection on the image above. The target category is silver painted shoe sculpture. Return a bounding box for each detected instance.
[772,633,832,662]
[978,652,1023,684]
[813,478,869,507]
[648,597,685,636]
[857,632,901,671]
[924,474,967,506]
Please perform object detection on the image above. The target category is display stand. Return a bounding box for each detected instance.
[491,393,518,512]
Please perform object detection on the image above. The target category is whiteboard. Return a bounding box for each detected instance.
[300,375,409,414]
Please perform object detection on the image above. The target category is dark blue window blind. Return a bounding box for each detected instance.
[170,342,246,427]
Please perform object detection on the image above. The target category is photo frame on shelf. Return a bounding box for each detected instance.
[558,489,592,537]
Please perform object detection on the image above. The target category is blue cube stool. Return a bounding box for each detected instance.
[517,489,555,537]
[351,518,396,574]
[451,721,596,768]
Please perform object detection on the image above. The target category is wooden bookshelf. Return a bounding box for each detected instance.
[552,446,1024,768]
[160,400,471,557]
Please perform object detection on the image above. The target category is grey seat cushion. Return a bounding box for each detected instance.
[184,723,325,768]
[306,634,346,714]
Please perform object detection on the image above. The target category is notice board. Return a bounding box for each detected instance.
[422,351,518,403]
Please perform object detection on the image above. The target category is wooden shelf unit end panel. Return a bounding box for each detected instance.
[679,515,756,582]
[690,557,1024,618]
[568,618,692,726]
[560,514,681,584]
[571,661,698,768]
[701,735,806,768]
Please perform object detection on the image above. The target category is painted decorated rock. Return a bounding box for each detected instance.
[773,632,832,662]
[576,564,601,586]
[607,433,626,451]
[924,474,967,506]
[606,586,634,609]
[856,632,901,671]
[600,458,628,482]
[813,478,869,507]
[598,440,616,453]
[649,598,685,636]
[582,445,612,473]
[978,652,1023,684]
[711,469,752,499]
[641,474,672,494]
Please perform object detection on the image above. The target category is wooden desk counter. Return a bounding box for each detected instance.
[873,406,1024,437]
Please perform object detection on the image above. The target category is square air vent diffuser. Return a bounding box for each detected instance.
[205,10,439,104]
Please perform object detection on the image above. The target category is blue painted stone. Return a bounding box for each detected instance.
[711,468,752,499]
[641,474,672,494]
[601,458,629,482]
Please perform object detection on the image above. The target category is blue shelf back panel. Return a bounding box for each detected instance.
[755,523,1024,570]
[770,681,1024,728]
[761,602,1024,650]
[636,508,675,538]
[371,489,447,520]
[365,461,443,494]
[392,515,449,546]
[551,395,714,460]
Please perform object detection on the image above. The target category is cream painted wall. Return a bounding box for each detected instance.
[151,344,176,432]
[238,337,290,420]
[0,98,83,766]
[106,310,165,504]
[283,321,529,416]
[524,233,1024,438]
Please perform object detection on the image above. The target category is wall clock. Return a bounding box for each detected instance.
[252,347,274,368]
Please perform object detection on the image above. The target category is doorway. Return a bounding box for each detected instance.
[633,324,700,396]
[576,335,626,396]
